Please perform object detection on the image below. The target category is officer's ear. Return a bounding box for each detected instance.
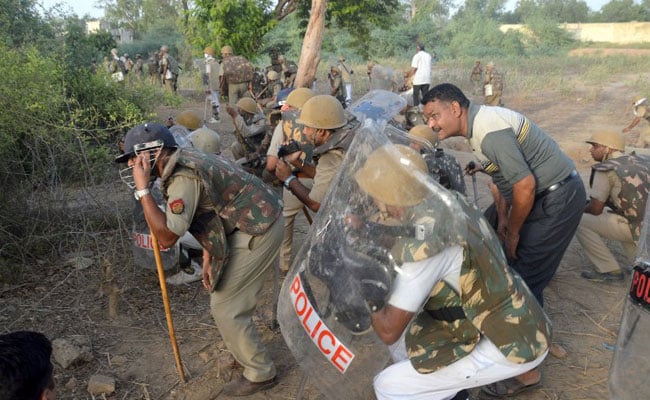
[450,101,463,117]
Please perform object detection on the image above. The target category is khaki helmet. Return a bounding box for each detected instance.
[409,125,437,146]
[267,70,279,81]
[286,87,315,109]
[338,55,346,62]
[486,61,495,68]
[354,144,428,207]
[237,97,258,114]
[221,45,233,55]
[204,46,215,56]
[296,95,347,130]
[176,110,202,131]
[330,65,341,74]
[190,127,221,154]
[586,130,625,152]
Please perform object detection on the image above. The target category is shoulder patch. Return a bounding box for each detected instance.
[169,199,185,214]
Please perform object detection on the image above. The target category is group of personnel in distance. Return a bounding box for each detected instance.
[4,43,650,400]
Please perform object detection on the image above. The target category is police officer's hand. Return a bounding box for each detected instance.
[282,148,303,166]
[465,161,483,176]
[132,151,152,190]
[226,104,237,118]
[274,160,292,182]
[202,249,212,290]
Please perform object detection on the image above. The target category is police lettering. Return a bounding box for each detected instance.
[133,232,169,252]
[629,264,650,309]
[289,274,355,373]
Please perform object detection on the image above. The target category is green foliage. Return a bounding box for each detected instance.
[187,0,275,59]
[522,13,576,55]
[0,0,55,48]
[594,0,648,22]
[506,0,591,23]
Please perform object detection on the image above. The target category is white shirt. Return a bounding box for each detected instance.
[410,50,432,86]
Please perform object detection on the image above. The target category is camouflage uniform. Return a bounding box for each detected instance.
[231,111,267,160]
[160,147,283,383]
[221,55,254,105]
[422,149,467,195]
[576,153,650,273]
[470,62,482,95]
[632,102,650,147]
[330,74,346,108]
[374,194,551,398]
[160,51,179,93]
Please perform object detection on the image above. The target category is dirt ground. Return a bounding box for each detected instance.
[2,55,647,400]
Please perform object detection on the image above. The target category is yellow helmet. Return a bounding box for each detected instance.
[285,87,315,109]
[190,127,221,154]
[267,70,279,81]
[204,46,215,56]
[237,97,258,114]
[409,125,437,146]
[354,144,429,207]
[221,45,233,55]
[296,95,346,130]
[586,130,625,152]
[176,110,202,131]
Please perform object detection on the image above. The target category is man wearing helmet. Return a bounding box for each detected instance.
[258,70,283,108]
[483,61,504,106]
[623,96,650,148]
[352,144,550,400]
[329,66,346,108]
[220,45,254,105]
[577,131,650,282]
[203,46,221,123]
[265,88,316,274]
[226,97,267,161]
[159,45,179,93]
[337,55,353,107]
[274,94,358,213]
[115,123,283,396]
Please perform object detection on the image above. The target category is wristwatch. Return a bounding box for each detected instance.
[134,188,150,200]
[283,175,296,189]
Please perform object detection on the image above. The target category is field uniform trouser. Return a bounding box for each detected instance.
[209,216,283,382]
[576,210,636,273]
[280,179,314,272]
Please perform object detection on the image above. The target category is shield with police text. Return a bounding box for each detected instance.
[277,92,471,398]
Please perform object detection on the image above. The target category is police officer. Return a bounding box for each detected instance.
[329,66,346,108]
[352,144,551,400]
[337,55,353,107]
[265,88,316,274]
[220,45,252,105]
[623,96,650,148]
[578,130,650,282]
[203,46,221,123]
[115,123,283,396]
[226,97,266,161]
[274,94,357,213]
[160,45,179,93]
[259,70,283,108]
[483,61,503,106]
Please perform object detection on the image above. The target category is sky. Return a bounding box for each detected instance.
[41,0,613,20]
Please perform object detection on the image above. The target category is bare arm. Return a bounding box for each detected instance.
[506,174,535,259]
[371,304,413,345]
[623,116,641,133]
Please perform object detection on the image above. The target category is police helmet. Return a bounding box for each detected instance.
[354,144,428,207]
[237,97,258,114]
[190,127,221,154]
[409,125,438,146]
[586,131,625,152]
[267,70,279,81]
[115,123,177,163]
[286,87,315,109]
[221,45,233,55]
[296,95,346,130]
[176,110,202,131]
[204,46,215,56]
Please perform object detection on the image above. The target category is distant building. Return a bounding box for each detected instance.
[500,22,650,44]
[86,20,134,44]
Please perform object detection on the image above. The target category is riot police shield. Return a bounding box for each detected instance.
[277,119,472,399]
[609,198,650,399]
[349,89,406,133]
[369,65,396,92]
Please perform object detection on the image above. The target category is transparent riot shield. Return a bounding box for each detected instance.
[370,65,396,92]
[131,183,179,270]
[277,119,471,399]
[609,198,650,399]
[349,89,406,133]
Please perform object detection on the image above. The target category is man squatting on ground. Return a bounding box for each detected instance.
[577,130,650,282]
[421,83,585,396]
[115,123,283,396]
[351,144,551,400]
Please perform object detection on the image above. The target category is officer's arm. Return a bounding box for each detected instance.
[371,305,413,345]
[584,197,605,215]
[624,116,641,132]
[140,195,180,248]
[285,178,321,212]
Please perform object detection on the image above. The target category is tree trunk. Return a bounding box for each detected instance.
[294,0,327,88]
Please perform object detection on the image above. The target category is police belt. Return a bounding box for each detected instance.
[426,306,466,323]
[535,170,578,200]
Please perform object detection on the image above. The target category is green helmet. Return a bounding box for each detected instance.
[286,87,315,109]
[176,110,202,131]
[586,130,625,152]
[296,95,346,130]
[354,144,428,207]
[237,97,258,114]
[190,127,221,154]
